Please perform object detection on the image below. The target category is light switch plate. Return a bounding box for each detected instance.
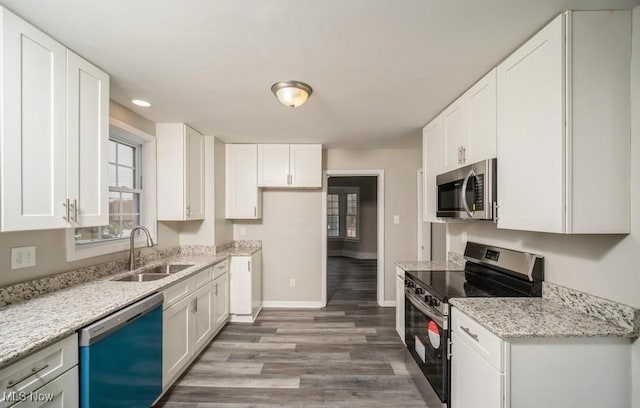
[11,246,36,269]
[393,215,400,224]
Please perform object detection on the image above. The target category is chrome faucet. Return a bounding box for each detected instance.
[129,226,155,270]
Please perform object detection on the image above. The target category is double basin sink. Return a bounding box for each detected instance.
[113,264,192,282]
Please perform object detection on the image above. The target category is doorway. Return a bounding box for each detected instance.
[321,170,385,307]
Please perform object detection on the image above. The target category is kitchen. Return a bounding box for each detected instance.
[0,1,639,407]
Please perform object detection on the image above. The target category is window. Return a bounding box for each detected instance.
[326,188,359,240]
[74,139,142,245]
[65,118,156,261]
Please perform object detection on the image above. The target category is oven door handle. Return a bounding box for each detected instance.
[461,169,475,218]
[405,290,446,328]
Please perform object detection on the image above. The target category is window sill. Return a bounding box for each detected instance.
[65,229,154,261]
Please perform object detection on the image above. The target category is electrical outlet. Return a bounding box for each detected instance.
[239,227,247,236]
[11,246,36,269]
[289,279,296,288]
[393,215,400,224]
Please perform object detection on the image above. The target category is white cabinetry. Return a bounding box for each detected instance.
[230,250,262,323]
[0,7,109,232]
[496,11,631,233]
[225,144,261,219]
[0,334,78,408]
[395,267,405,344]
[422,117,445,223]
[443,68,497,171]
[162,261,229,390]
[450,307,631,408]
[157,123,205,221]
[257,144,322,188]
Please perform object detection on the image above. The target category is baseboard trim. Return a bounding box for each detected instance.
[262,301,324,309]
[230,314,255,323]
[327,250,378,260]
[381,300,397,307]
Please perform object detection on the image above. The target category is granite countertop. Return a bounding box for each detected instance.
[0,246,260,369]
[395,252,465,272]
[450,297,637,339]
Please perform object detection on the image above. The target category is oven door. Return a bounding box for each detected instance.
[404,289,449,403]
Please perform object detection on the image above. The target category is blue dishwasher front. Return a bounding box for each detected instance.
[79,293,163,408]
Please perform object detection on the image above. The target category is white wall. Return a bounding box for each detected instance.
[0,102,181,287]
[449,7,640,406]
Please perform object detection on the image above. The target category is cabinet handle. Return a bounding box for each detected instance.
[193,298,198,313]
[63,200,69,221]
[73,199,78,222]
[460,326,479,342]
[7,363,50,388]
[214,283,218,295]
[254,207,257,217]
[462,146,466,164]
[493,202,500,223]
[248,261,251,272]
[457,147,462,165]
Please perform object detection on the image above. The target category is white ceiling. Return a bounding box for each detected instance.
[2,0,638,148]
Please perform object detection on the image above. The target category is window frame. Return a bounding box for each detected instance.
[65,118,157,261]
[327,187,360,242]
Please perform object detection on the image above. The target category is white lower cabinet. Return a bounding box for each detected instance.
[230,250,262,323]
[450,307,631,408]
[395,267,405,343]
[162,262,229,390]
[0,334,78,408]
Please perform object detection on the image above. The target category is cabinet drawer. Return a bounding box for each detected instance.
[163,279,191,309]
[0,334,78,408]
[451,307,504,372]
[212,260,228,279]
[193,267,213,289]
[10,366,78,408]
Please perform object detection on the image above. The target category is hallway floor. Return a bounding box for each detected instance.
[157,258,427,407]
[327,256,377,303]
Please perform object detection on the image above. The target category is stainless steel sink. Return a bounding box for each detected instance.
[145,264,192,275]
[111,264,192,282]
[113,273,170,282]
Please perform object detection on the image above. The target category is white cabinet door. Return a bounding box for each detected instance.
[395,270,405,343]
[225,144,261,219]
[193,282,213,351]
[443,99,468,170]
[497,14,565,233]
[186,125,205,220]
[257,144,289,187]
[466,68,497,164]
[450,331,504,408]
[423,117,444,223]
[289,144,322,187]
[66,50,109,228]
[163,295,192,388]
[212,273,229,330]
[1,8,67,231]
[230,256,252,315]
[11,366,79,408]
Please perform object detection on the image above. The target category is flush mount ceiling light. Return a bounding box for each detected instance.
[271,80,313,108]
[131,99,151,107]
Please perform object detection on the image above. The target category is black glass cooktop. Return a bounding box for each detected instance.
[406,269,535,301]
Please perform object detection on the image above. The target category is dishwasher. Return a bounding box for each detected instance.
[79,292,163,408]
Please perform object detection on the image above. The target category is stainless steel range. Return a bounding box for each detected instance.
[403,242,544,407]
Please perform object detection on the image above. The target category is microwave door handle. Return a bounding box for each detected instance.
[461,169,475,218]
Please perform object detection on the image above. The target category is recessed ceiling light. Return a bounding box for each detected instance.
[131,99,151,107]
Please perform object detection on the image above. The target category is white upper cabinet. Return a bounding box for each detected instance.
[0,7,109,231]
[257,144,322,188]
[423,117,445,223]
[442,68,497,171]
[157,123,205,221]
[496,11,631,234]
[226,144,261,219]
[66,50,109,228]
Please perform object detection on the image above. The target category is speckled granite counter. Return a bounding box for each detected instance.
[450,297,637,338]
[395,252,465,272]
[0,243,261,369]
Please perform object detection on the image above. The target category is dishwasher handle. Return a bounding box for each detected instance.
[79,292,163,347]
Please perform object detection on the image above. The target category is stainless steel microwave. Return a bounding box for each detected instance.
[436,158,496,220]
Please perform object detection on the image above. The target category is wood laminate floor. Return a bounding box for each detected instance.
[157,257,427,408]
